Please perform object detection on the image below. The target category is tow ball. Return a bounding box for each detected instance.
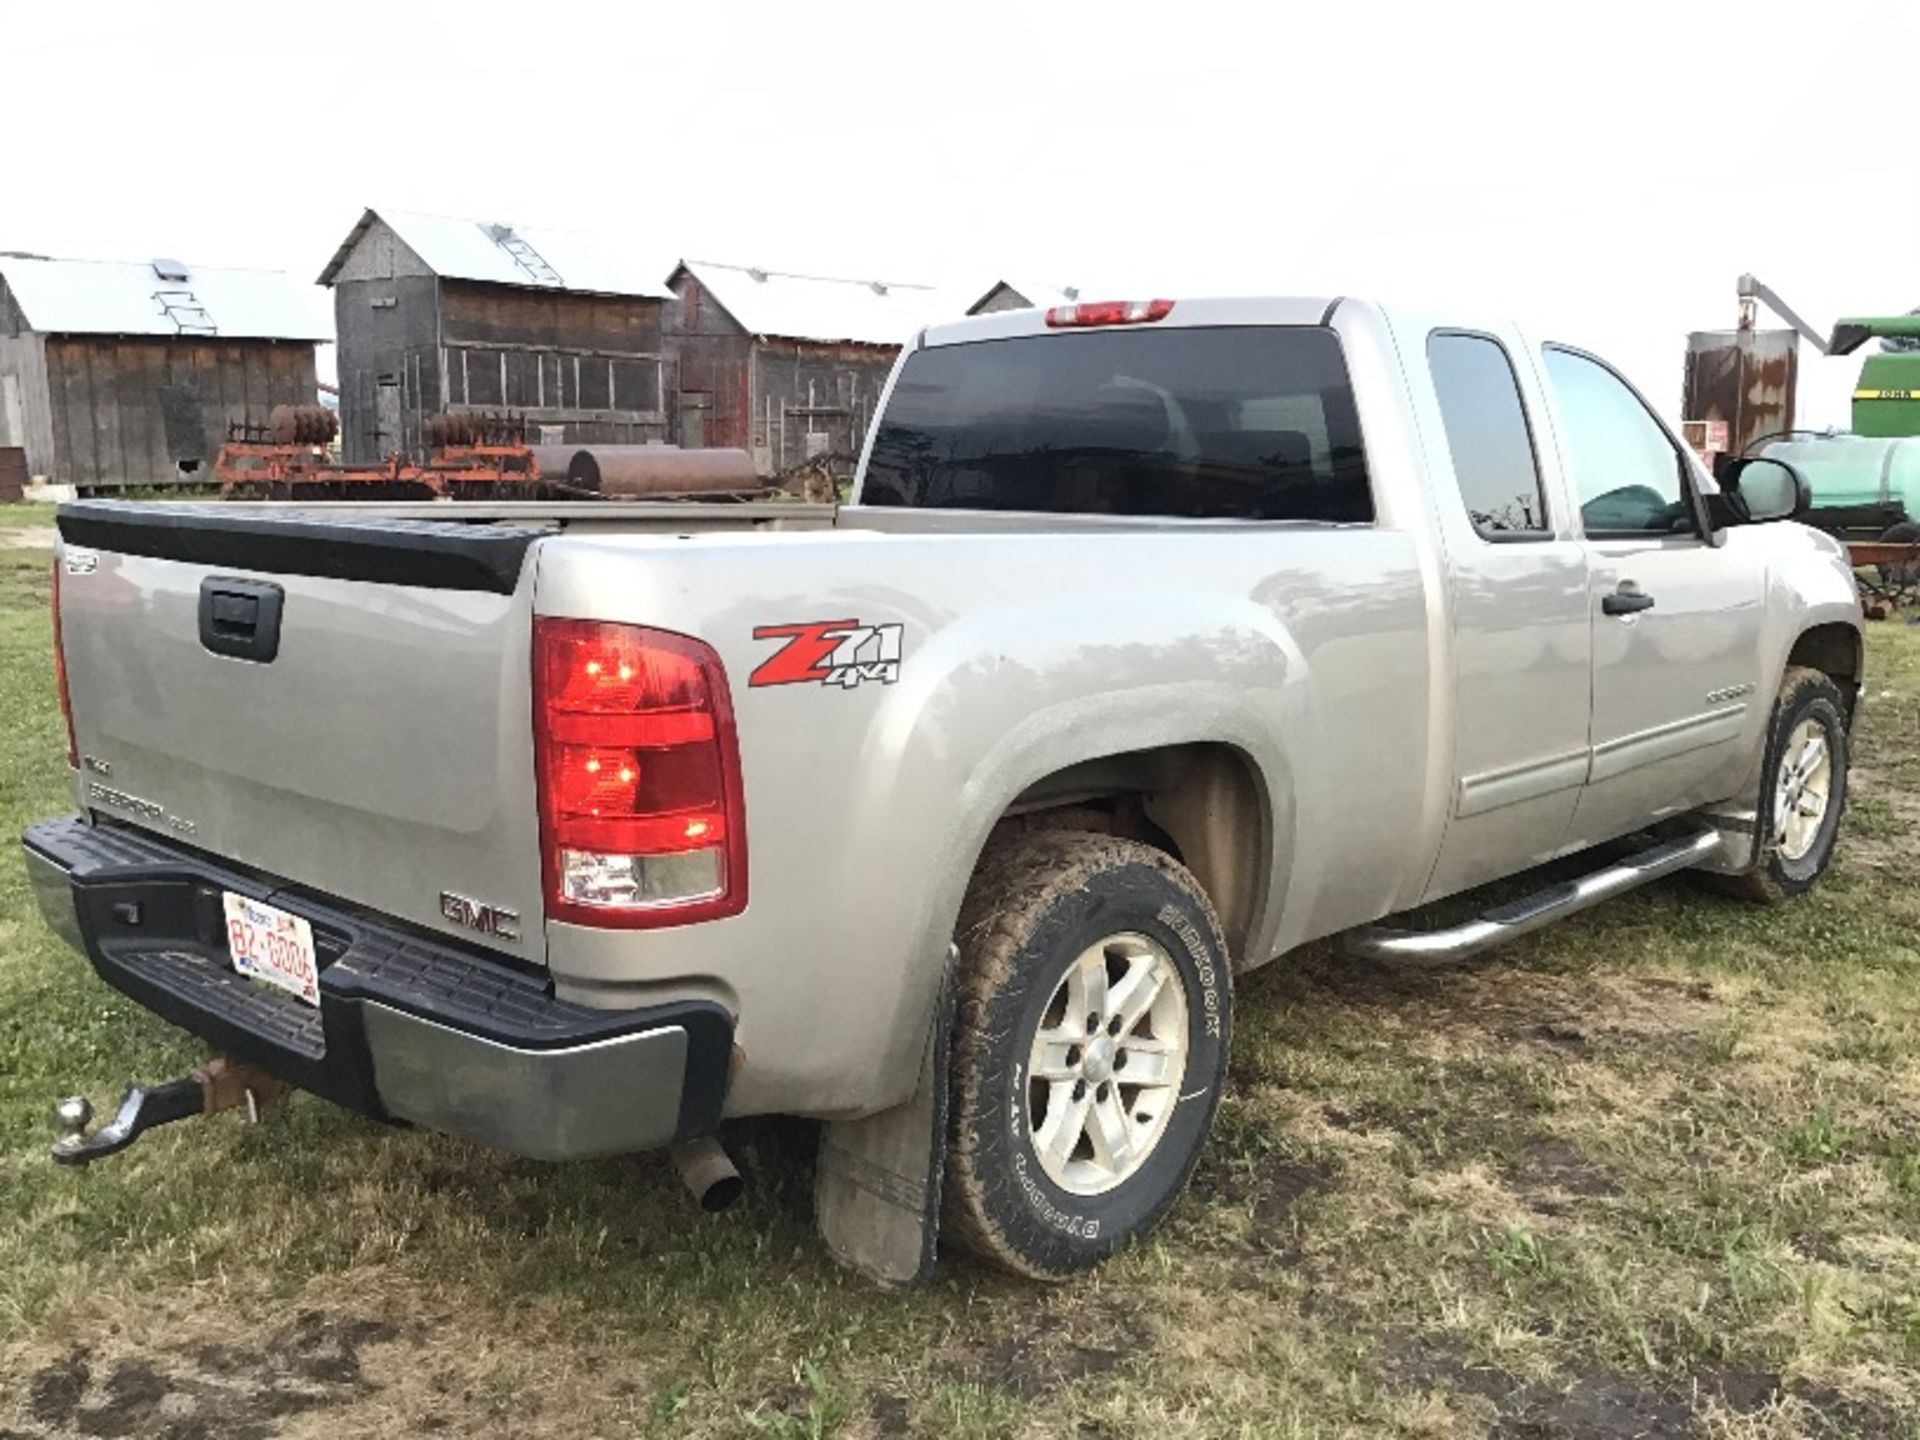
[50,1058,288,1166]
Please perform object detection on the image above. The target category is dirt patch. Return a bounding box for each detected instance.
[939,1295,1140,1401]
[1508,1136,1619,1200]
[8,1311,396,1440]
[1494,1375,1699,1438]
[1383,1331,1785,1438]
[0,525,57,551]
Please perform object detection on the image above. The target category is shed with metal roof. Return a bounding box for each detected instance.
[0,254,326,490]
[320,208,675,464]
[668,261,943,478]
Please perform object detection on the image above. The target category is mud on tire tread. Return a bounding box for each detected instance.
[942,830,1232,1279]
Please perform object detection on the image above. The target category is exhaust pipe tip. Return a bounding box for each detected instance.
[669,1137,744,1213]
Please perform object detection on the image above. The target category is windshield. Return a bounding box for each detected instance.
[858,325,1372,521]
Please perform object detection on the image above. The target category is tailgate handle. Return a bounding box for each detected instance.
[198,577,284,662]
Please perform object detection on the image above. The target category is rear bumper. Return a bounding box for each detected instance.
[22,816,732,1160]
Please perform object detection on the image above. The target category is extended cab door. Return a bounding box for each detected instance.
[1540,346,1767,845]
[1411,325,1594,901]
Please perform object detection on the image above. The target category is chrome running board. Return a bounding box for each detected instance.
[1343,829,1723,966]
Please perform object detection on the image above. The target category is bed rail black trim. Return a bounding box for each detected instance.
[56,501,547,594]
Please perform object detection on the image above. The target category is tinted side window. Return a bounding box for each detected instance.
[860,326,1371,521]
[1542,347,1691,535]
[1427,332,1547,536]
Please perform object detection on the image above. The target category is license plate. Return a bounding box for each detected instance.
[222,892,320,1008]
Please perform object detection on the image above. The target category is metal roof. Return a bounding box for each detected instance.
[319,207,675,299]
[678,260,947,346]
[0,255,330,340]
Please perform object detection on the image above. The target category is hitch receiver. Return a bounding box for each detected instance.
[51,1058,288,1166]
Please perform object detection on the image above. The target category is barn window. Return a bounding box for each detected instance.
[611,360,660,415]
[465,348,502,406]
[504,349,538,408]
[577,357,611,410]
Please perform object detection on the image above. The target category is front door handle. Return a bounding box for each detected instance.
[1601,585,1655,616]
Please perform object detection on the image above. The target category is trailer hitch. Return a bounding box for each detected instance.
[50,1058,288,1166]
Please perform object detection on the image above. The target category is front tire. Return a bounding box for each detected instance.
[1709,665,1849,903]
[943,832,1232,1279]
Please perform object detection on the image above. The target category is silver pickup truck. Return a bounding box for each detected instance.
[25,295,1862,1284]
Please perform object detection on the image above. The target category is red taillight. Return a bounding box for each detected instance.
[533,618,746,928]
[1044,299,1175,328]
[50,559,77,769]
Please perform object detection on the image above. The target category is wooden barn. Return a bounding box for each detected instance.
[0,254,325,490]
[967,279,1083,315]
[320,209,675,464]
[669,261,942,477]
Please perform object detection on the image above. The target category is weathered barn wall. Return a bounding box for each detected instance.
[335,273,442,462]
[670,272,753,453]
[331,212,672,459]
[0,279,55,475]
[42,337,315,489]
[438,281,669,446]
[670,270,897,476]
[330,217,442,462]
[750,340,895,476]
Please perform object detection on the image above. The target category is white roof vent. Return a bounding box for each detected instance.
[747,267,769,283]
[151,257,191,283]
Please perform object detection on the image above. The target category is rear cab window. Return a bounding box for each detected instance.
[1427,332,1549,538]
[859,326,1372,522]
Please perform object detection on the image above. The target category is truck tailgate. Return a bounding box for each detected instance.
[54,503,550,964]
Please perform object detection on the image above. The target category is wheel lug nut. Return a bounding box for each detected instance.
[1086,1013,1100,1034]
[1096,1082,1110,1101]
[1108,1017,1123,1036]
[1065,1045,1081,1066]
[1072,1080,1087,1101]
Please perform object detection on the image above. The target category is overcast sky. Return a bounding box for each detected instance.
[5,0,1913,426]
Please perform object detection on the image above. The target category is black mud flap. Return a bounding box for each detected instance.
[814,947,956,1288]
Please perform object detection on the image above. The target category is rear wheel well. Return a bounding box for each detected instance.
[988,743,1268,963]
[1787,623,1862,718]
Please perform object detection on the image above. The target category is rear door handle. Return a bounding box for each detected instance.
[1601,586,1655,616]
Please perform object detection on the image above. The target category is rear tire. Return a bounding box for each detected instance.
[943,832,1232,1279]
[1701,665,1849,903]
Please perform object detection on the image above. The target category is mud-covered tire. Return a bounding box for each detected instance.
[942,831,1232,1279]
[1700,665,1849,903]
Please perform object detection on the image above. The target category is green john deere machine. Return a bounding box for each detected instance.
[1755,312,1920,540]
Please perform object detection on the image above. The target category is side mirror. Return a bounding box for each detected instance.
[1719,456,1811,524]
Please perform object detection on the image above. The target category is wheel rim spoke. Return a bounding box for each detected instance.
[1034,1083,1091,1167]
[1030,1033,1081,1082]
[1065,946,1109,1028]
[1086,1090,1134,1172]
[1107,952,1168,1036]
[1114,1043,1173,1085]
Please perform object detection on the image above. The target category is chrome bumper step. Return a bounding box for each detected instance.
[1343,829,1723,966]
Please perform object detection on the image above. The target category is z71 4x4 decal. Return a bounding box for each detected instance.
[750,619,904,689]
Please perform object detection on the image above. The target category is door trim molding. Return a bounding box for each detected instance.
[1588,706,1746,784]
[1457,747,1590,818]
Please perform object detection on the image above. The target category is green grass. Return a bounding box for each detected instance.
[2,533,1919,1437]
